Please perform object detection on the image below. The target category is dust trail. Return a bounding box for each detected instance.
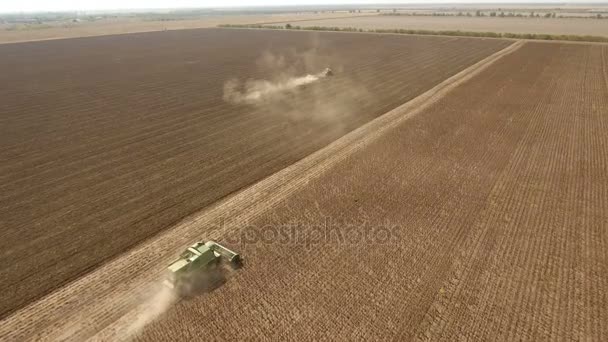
[93,282,178,341]
[125,284,176,338]
[90,267,232,341]
[223,70,328,105]
[222,47,368,136]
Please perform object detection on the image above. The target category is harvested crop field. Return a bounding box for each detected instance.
[275,15,608,37]
[0,13,371,45]
[0,28,511,318]
[136,42,608,340]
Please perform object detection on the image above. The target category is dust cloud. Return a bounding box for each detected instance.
[221,43,369,131]
[97,267,230,341]
[123,283,177,339]
[223,72,324,104]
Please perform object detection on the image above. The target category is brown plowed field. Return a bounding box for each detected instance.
[0,28,511,317]
[138,42,608,340]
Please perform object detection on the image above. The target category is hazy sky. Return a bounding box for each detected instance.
[1,1,604,13]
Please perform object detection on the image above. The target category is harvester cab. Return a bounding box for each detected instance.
[164,241,241,291]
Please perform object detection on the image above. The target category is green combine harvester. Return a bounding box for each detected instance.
[164,241,241,291]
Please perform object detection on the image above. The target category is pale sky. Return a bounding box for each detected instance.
[0,1,604,13]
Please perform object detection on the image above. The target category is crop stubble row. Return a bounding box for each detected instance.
[138,42,608,340]
[0,28,510,317]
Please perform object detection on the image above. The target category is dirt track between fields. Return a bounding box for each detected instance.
[0,36,521,341]
[0,28,511,319]
[134,41,607,340]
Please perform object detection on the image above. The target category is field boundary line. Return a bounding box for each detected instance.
[0,40,524,341]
